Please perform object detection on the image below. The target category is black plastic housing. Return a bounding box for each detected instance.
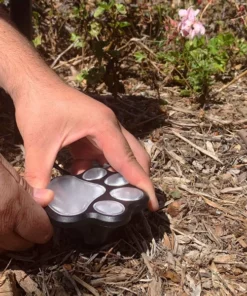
[45,169,149,245]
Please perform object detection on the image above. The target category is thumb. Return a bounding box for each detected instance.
[24,144,57,189]
[0,152,54,207]
[33,188,54,207]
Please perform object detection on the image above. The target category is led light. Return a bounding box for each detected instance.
[110,187,143,201]
[48,176,106,216]
[83,168,107,181]
[104,173,128,186]
[93,200,125,216]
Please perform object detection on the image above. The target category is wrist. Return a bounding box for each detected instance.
[10,65,65,106]
[0,15,64,105]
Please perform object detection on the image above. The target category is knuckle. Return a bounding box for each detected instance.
[124,148,137,164]
[102,107,118,125]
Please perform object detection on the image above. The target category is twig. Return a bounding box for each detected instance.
[214,68,247,95]
[178,184,235,203]
[90,275,128,286]
[134,114,165,127]
[95,247,114,272]
[200,1,213,20]
[53,55,82,70]
[168,105,247,126]
[63,269,81,296]
[51,41,77,68]
[141,253,154,276]
[172,129,222,163]
[152,176,190,184]
[171,227,208,248]
[164,147,186,165]
[0,259,12,276]
[203,197,247,222]
[211,262,236,295]
[72,275,99,296]
[117,37,147,52]
[221,185,247,194]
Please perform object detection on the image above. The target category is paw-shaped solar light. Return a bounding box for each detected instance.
[45,167,149,245]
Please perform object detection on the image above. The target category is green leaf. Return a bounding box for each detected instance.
[71,7,80,18]
[33,35,42,47]
[89,22,101,37]
[94,6,105,18]
[99,1,113,10]
[76,70,89,82]
[70,33,84,48]
[117,21,130,28]
[70,33,78,42]
[115,3,127,14]
[180,89,192,97]
[134,51,147,63]
[170,190,181,199]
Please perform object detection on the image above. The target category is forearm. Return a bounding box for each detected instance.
[0,8,63,104]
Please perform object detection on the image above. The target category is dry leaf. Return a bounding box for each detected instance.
[206,141,215,154]
[167,200,182,217]
[63,264,72,271]
[143,139,155,156]
[232,268,243,276]
[162,270,181,283]
[162,233,175,250]
[233,144,241,151]
[237,236,247,250]
[14,270,43,296]
[214,225,224,237]
[0,271,19,296]
[163,233,172,250]
[214,254,236,264]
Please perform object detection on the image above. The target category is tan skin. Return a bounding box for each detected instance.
[0,9,158,252]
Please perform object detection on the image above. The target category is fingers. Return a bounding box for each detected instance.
[69,159,94,175]
[93,124,159,211]
[120,126,151,175]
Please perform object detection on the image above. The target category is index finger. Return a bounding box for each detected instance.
[93,124,159,211]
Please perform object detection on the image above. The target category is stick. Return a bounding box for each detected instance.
[72,275,100,296]
[172,130,222,163]
[214,68,247,95]
[51,41,77,68]
[221,185,247,194]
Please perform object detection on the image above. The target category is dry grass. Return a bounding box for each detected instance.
[1,79,247,295]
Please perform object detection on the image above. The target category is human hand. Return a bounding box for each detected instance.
[0,154,53,252]
[14,83,159,211]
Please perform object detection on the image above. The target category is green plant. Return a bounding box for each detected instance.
[159,32,246,99]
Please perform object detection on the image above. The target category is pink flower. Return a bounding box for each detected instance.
[178,7,205,39]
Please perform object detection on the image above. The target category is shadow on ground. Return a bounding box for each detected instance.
[0,204,170,275]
